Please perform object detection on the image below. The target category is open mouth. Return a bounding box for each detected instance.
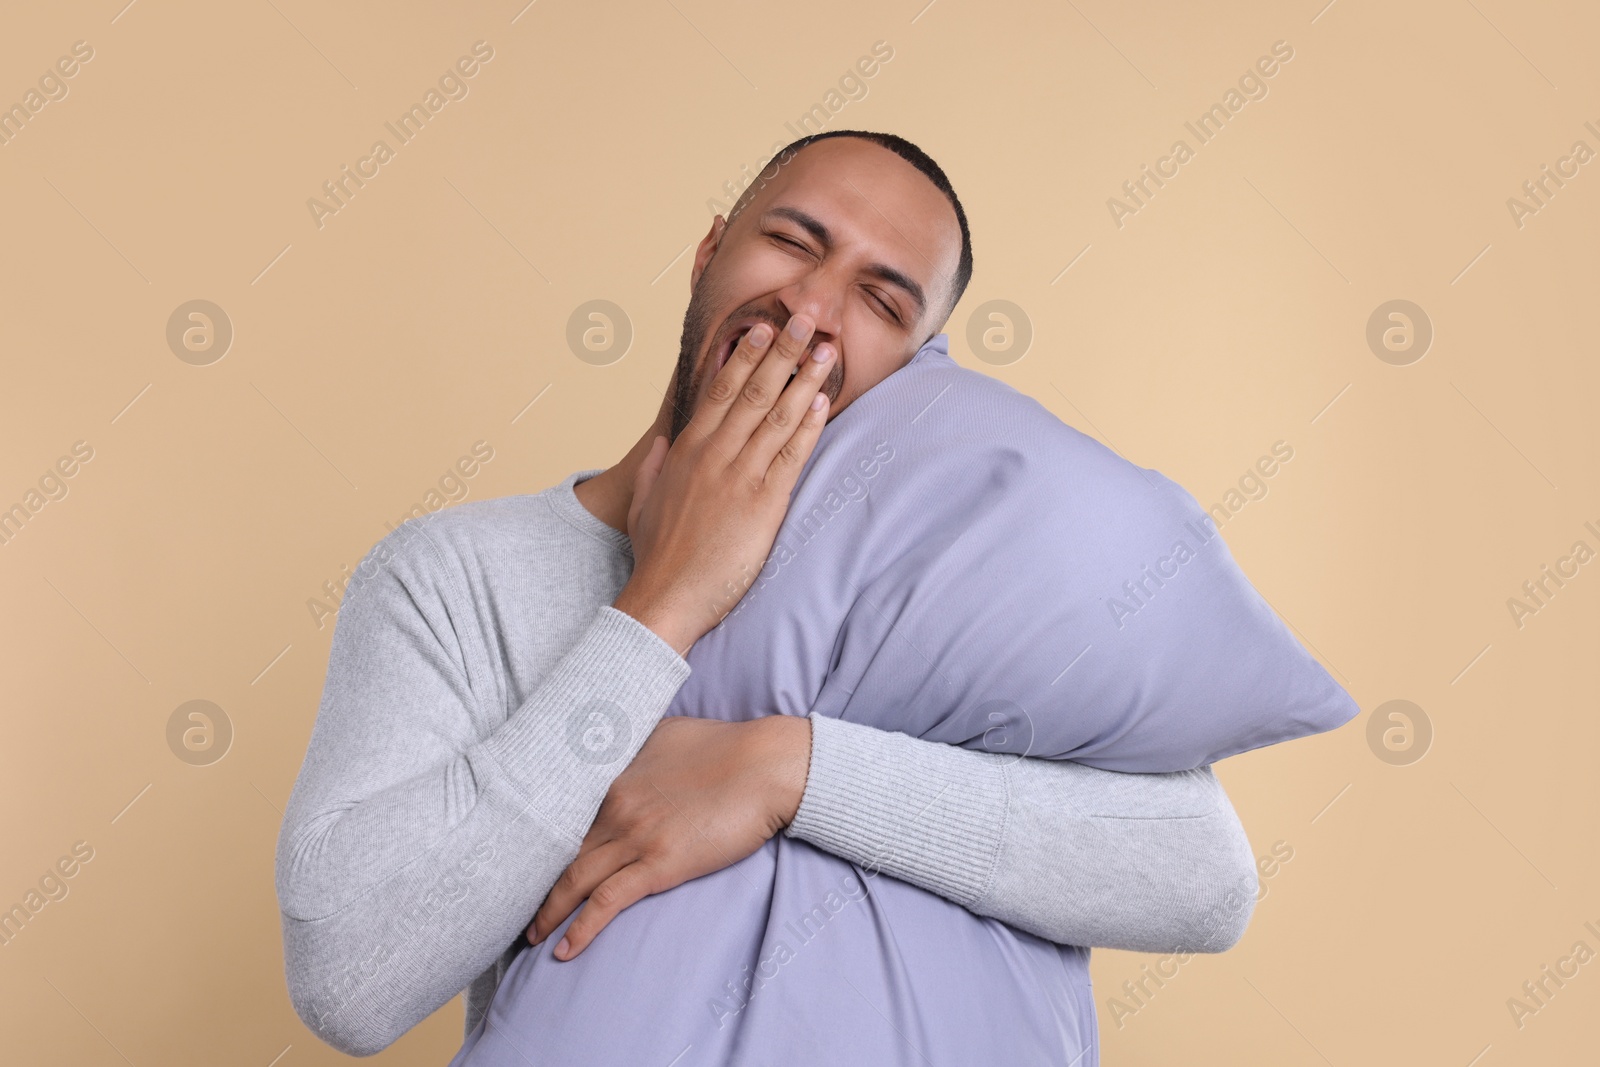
[712,318,807,379]
[713,321,759,375]
[712,328,742,374]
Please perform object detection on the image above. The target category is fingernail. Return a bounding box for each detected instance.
[747,323,771,346]
[787,314,812,339]
[810,394,827,410]
[812,343,833,362]
[555,937,570,958]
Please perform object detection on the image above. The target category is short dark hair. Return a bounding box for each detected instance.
[725,130,973,325]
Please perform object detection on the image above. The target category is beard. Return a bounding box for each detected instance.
[668,273,723,443]
[667,256,845,442]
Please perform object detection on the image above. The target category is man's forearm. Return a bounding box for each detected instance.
[277,586,689,1057]
[783,713,1259,952]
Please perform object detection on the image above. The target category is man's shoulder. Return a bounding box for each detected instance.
[368,487,563,569]
[330,475,625,655]
[358,473,621,587]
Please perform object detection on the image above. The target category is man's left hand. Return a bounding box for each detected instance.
[526,714,812,959]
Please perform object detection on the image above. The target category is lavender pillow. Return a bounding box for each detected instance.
[448,332,1359,1067]
[669,332,1358,771]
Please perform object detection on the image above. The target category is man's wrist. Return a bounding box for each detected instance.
[748,713,812,833]
[611,581,698,657]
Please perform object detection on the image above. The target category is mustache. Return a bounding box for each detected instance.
[670,300,844,442]
[711,308,781,357]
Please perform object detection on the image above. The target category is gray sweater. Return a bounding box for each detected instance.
[274,470,1258,1057]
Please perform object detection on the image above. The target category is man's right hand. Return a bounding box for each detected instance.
[612,314,834,655]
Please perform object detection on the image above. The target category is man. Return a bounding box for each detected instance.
[275,131,1259,1061]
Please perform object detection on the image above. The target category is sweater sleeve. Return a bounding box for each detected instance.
[274,531,689,1057]
[783,713,1259,954]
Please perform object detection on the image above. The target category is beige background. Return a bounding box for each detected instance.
[2,0,1595,1063]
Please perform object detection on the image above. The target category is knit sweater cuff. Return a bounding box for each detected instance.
[478,605,690,837]
[784,713,1009,909]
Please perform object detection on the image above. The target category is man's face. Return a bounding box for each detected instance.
[667,138,962,441]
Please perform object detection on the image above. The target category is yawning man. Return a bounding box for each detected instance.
[276,131,1265,1065]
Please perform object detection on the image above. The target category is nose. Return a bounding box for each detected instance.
[776,267,843,353]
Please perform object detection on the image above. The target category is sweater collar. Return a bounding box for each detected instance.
[546,468,634,557]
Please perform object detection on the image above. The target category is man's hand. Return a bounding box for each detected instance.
[526,714,812,959]
[613,315,834,654]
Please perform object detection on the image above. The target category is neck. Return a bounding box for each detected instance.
[574,405,673,534]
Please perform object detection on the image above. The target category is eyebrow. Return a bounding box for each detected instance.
[761,206,927,322]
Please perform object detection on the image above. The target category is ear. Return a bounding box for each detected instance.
[689,215,727,292]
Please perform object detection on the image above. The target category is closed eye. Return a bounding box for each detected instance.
[768,232,811,254]
[867,289,902,325]
[768,230,902,325]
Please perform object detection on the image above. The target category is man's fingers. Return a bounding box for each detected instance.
[633,435,667,505]
[711,314,818,451]
[626,435,668,539]
[735,341,834,481]
[552,864,657,960]
[763,389,830,495]
[686,320,777,439]
[526,840,630,945]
